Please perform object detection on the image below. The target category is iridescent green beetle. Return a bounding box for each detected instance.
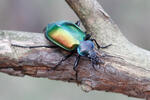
[45,21,86,51]
[43,21,111,76]
[12,20,111,79]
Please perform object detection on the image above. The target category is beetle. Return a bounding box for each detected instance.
[12,20,111,80]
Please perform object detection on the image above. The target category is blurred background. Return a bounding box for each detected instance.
[0,0,149,100]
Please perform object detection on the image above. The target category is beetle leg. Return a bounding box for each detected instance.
[99,44,112,49]
[73,55,81,81]
[75,20,80,26]
[52,52,74,70]
[90,57,98,71]
[90,39,101,49]
[84,33,91,40]
[90,39,112,49]
[11,44,58,48]
[73,55,81,71]
[84,32,112,49]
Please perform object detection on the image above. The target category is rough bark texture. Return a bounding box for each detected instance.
[0,0,150,100]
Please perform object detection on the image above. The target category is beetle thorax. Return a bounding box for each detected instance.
[77,40,94,56]
[77,40,100,64]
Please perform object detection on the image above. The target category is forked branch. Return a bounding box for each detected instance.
[0,0,150,99]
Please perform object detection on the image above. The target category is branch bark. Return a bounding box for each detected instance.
[0,0,150,99]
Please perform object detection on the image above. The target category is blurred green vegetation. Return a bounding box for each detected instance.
[0,0,149,100]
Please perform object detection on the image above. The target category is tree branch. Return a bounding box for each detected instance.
[0,0,150,99]
[66,0,150,98]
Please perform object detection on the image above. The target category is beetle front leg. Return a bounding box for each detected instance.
[84,32,112,49]
[90,39,112,49]
[99,44,112,49]
[84,33,91,40]
[73,54,81,81]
